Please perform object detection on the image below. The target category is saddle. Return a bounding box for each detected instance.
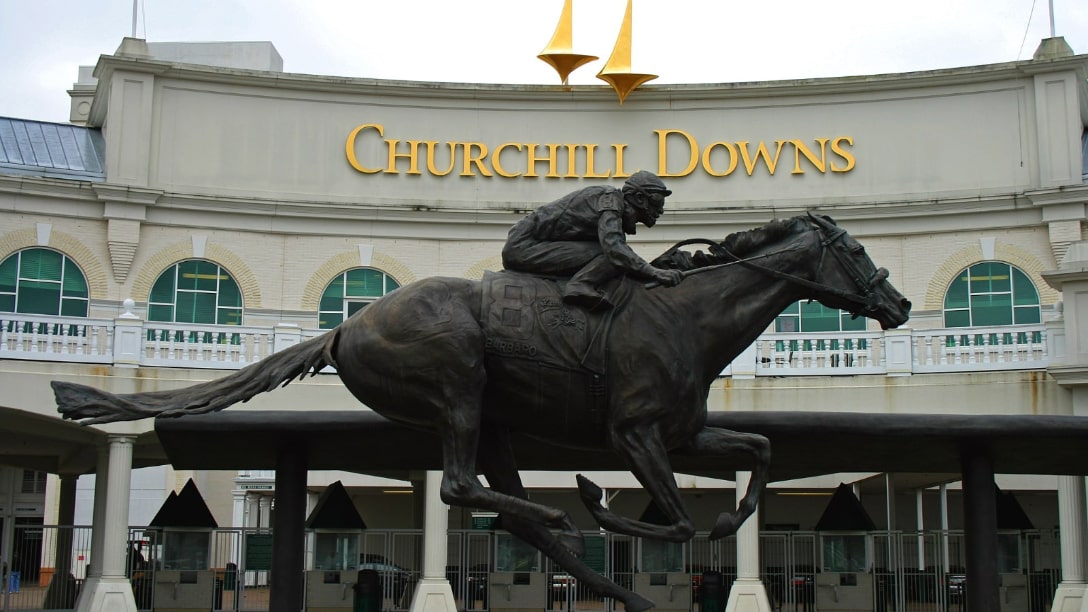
[481,271,633,376]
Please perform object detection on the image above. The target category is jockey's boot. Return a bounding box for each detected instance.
[562,255,616,310]
[563,282,613,310]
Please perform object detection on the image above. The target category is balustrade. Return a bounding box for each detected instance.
[0,312,1050,376]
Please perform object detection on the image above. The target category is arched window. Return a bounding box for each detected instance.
[319,268,400,329]
[147,260,242,325]
[943,262,1040,327]
[775,301,866,333]
[0,248,89,316]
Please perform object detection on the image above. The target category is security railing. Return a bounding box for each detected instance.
[2,526,1061,612]
[0,311,1051,376]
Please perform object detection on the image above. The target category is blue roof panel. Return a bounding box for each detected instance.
[0,117,105,181]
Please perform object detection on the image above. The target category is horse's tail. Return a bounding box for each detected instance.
[53,330,340,425]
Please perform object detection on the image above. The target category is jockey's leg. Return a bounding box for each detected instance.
[564,255,620,309]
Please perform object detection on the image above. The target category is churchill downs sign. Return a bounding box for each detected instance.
[346,123,856,179]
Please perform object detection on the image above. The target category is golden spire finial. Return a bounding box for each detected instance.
[538,0,598,84]
[596,0,657,104]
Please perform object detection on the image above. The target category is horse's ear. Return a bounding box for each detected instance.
[807,211,838,229]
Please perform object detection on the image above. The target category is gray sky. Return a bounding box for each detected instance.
[2,0,1086,124]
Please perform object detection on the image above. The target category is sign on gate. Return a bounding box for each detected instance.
[245,533,273,571]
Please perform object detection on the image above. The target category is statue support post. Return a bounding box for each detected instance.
[725,471,771,612]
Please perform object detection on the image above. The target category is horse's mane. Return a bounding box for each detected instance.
[654,215,812,270]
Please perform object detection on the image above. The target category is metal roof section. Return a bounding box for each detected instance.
[0,117,105,181]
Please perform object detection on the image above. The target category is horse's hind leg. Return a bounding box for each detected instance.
[577,426,696,541]
[683,427,771,540]
[476,423,654,612]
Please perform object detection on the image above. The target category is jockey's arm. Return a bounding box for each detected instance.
[597,211,681,286]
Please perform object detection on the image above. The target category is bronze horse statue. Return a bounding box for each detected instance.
[53,213,909,611]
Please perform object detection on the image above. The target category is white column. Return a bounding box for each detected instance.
[725,471,771,612]
[76,435,137,612]
[258,495,272,529]
[409,471,457,612]
[75,446,110,612]
[940,484,950,573]
[1051,476,1088,611]
[916,490,925,570]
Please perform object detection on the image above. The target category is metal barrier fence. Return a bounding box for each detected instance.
[0,526,1064,612]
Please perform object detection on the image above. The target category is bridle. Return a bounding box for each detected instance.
[662,215,890,318]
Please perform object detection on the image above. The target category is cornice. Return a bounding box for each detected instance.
[1047,363,1088,387]
[89,52,1088,110]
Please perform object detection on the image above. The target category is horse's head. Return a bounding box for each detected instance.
[804,212,911,329]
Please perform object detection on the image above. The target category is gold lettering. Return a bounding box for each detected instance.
[345,124,383,174]
[655,129,698,177]
[460,142,493,177]
[701,141,739,177]
[491,143,523,178]
[830,136,856,172]
[583,144,611,178]
[737,140,788,176]
[524,144,561,178]
[612,144,629,178]
[790,138,829,174]
[385,139,424,175]
[563,145,579,178]
[424,141,456,176]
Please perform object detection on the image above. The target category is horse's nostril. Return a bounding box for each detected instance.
[902,299,912,310]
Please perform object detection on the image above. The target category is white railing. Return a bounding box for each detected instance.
[911,326,1047,373]
[140,321,276,368]
[0,312,1050,377]
[751,331,887,376]
[0,313,114,364]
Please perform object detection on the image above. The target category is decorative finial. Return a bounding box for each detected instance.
[538,0,598,84]
[596,0,657,104]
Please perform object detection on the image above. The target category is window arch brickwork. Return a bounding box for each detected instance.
[131,242,261,309]
[465,255,504,281]
[301,251,414,311]
[925,242,1057,311]
[0,228,108,300]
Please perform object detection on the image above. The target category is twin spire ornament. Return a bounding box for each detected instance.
[537,0,657,104]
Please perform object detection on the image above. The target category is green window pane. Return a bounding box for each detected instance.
[147,304,174,322]
[320,278,345,311]
[217,277,242,308]
[16,281,60,315]
[347,302,369,318]
[1013,306,1041,324]
[972,293,1013,326]
[61,265,88,298]
[944,275,969,310]
[20,249,63,282]
[0,295,14,311]
[150,271,176,304]
[775,315,799,332]
[840,312,866,331]
[177,260,219,292]
[60,298,88,317]
[217,307,243,326]
[320,312,343,330]
[176,292,217,324]
[799,302,839,332]
[0,256,16,294]
[1012,269,1039,306]
[945,309,970,328]
[345,268,385,297]
[975,262,1010,293]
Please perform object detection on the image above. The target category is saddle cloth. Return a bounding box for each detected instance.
[481,270,630,375]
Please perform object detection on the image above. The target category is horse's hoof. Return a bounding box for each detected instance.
[576,474,603,505]
[623,592,656,612]
[557,531,586,558]
[709,513,738,540]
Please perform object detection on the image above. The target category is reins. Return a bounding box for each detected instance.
[648,221,888,317]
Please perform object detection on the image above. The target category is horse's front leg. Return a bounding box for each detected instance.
[679,426,771,539]
[434,376,584,556]
[577,425,695,542]
[476,423,654,612]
